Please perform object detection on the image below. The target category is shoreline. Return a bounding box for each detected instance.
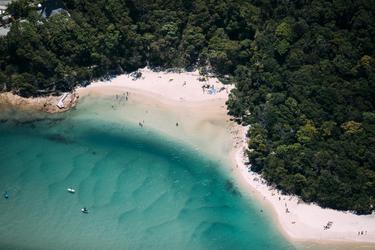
[1,67,374,247]
[231,127,375,246]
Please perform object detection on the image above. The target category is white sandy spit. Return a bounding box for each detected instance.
[79,67,232,102]
[78,67,375,246]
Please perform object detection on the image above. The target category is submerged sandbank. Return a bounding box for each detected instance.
[1,67,374,247]
[75,68,234,164]
[0,102,293,250]
[77,67,375,247]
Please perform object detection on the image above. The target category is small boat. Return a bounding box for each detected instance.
[81,207,88,214]
[4,192,9,199]
[67,188,76,193]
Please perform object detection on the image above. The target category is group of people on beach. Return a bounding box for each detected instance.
[115,92,129,102]
[201,84,212,93]
[323,221,333,230]
[112,92,129,109]
[201,84,228,95]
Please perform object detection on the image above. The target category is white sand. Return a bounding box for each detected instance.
[75,67,375,246]
[233,127,375,245]
[79,68,232,102]
[76,68,233,161]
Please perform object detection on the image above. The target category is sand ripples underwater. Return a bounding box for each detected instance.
[0,111,294,250]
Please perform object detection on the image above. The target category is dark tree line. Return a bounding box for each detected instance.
[0,0,374,214]
[226,0,375,214]
[1,0,253,95]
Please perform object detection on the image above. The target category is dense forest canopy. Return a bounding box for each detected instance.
[0,0,374,214]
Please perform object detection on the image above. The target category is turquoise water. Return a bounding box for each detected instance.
[0,99,294,250]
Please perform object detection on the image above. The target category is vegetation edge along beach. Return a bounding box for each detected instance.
[2,67,374,246]
[0,0,374,246]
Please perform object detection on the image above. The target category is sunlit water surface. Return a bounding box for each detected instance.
[0,97,294,250]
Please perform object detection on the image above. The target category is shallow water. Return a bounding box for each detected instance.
[0,97,294,250]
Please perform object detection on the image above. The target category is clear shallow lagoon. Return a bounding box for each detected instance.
[0,98,294,250]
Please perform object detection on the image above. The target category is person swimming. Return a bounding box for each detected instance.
[4,191,9,199]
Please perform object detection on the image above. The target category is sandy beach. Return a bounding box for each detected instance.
[232,128,375,247]
[75,68,234,163]
[1,67,375,247]
[76,67,375,247]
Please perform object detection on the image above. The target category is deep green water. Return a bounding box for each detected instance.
[0,99,294,250]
